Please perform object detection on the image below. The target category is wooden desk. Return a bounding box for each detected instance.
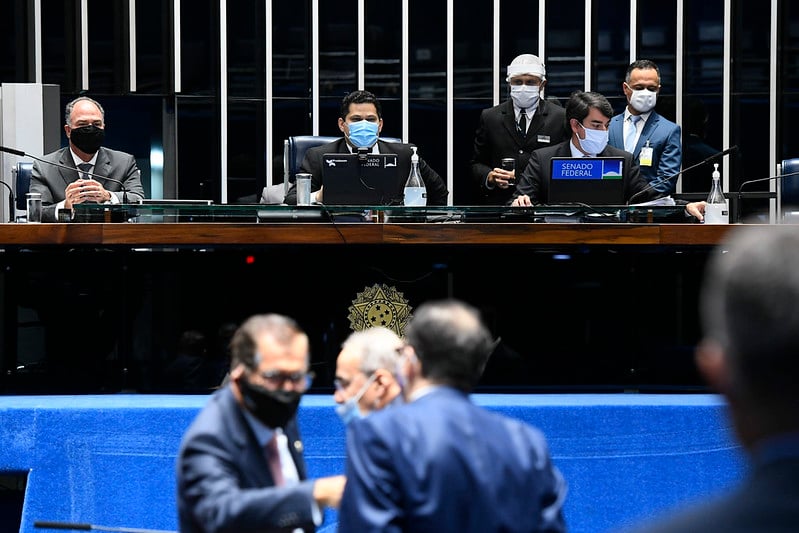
[0,221,733,246]
[0,222,746,394]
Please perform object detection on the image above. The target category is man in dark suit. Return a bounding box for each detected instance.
[470,53,568,205]
[622,226,799,533]
[30,96,145,222]
[608,59,682,195]
[338,299,567,532]
[284,90,448,206]
[176,313,345,533]
[511,90,655,207]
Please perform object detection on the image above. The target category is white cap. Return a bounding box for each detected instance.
[506,54,546,81]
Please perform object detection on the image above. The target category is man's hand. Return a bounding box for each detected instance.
[488,168,515,189]
[313,475,346,509]
[65,178,111,208]
[511,194,532,207]
[685,201,707,222]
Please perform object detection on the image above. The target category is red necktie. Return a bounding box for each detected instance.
[266,435,284,486]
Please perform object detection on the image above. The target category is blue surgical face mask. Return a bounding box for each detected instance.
[577,122,609,155]
[347,120,379,148]
[335,372,377,425]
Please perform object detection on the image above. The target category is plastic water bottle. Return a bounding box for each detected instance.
[704,163,728,224]
[403,146,427,206]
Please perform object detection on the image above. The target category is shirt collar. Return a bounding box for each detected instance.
[625,109,651,123]
[70,148,98,168]
[570,139,589,157]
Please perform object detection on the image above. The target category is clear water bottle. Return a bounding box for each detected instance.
[403,146,427,206]
[704,163,728,224]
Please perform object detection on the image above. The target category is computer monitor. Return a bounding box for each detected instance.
[547,157,626,205]
[321,153,399,205]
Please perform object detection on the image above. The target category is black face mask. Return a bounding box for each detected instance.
[238,376,301,429]
[70,125,106,154]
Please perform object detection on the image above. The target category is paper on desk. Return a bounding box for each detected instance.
[630,195,676,207]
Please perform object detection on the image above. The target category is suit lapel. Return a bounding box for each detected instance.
[500,100,523,147]
[57,148,79,188]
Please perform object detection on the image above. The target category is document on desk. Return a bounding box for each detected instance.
[630,196,676,207]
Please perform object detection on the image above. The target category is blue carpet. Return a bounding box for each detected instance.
[0,394,745,533]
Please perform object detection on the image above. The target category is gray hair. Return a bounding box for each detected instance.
[341,326,402,376]
[64,96,106,126]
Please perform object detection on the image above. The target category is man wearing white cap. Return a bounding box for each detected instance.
[470,53,568,205]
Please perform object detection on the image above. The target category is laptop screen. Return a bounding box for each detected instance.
[321,153,399,205]
[547,157,626,205]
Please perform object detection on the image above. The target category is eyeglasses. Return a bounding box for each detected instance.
[255,370,315,391]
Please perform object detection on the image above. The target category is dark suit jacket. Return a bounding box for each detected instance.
[283,138,449,206]
[29,146,145,222]
[511,140,656,205]
[177,386,317,533]
[623,457,799,533]
[608,110,682,195]
[338,386,567,533]
[471,98,568,205]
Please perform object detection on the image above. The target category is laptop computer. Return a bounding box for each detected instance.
[547,156,626,205]
[321,153,399,205]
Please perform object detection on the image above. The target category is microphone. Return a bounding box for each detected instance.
[627,145,739,205]
[0,179,14,222]
[356,146,370,162]
[33,519,176,532]
[0,145,130,204]
[737,170,799,194]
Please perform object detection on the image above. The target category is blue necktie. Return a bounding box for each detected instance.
[77,162,93,180]
[624,115,641,153]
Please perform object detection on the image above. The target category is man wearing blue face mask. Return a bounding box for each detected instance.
[510,90,657,207]
[283,90,449,205]
[470,53,568,205]
[333,327,404,426]
[608,59,682,195]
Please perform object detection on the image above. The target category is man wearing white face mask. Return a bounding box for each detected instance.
[470,54,568,205]
[510,90,656,207]
[608,59,682,195]
[284,90,448,205]
[333,327,404,426]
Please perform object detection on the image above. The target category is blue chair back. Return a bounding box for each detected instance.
[782,158,799,206]
[15,161,33,211]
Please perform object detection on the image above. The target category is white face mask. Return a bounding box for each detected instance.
[510,85,540,110]
[627,85,657,113]
[577,122,609,155]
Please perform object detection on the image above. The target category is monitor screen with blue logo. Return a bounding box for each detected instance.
[548,157,626,205]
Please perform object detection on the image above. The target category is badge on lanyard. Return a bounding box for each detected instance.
[639,141,653,167]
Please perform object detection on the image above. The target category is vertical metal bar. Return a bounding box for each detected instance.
[629,0,637,63]
[81,0,89,90]
[266,0,274,186]
[493,0,500,105]
[312,0,319,135]
[722,0,731,193]
[358,0,365,89]
[675,0,684,193]
[446,0,453,205]
[584,0,591,90]
[220,0,228,202]
[129,0,137,92]
[769,0,778,223]
[402,0,408,142]
[174,0,181,92]
[34,0,42,83]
